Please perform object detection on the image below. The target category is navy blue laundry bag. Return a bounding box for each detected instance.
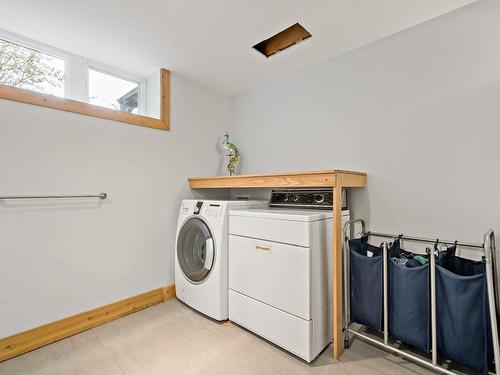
[437,246,493,374]
[349,235,383,331]
[388,240,430,352]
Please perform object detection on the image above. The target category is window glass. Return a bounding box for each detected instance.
[0,39,65,97]
[88,68,139,113]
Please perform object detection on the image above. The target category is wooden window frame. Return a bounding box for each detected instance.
[0,68,170,131]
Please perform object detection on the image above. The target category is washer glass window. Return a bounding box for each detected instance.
[177,217,215,282]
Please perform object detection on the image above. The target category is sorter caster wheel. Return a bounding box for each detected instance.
[344,338,350,349]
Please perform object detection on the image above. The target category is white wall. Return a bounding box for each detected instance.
[146,71,161,119]
[230,0,500,243]
[0,74,230,338]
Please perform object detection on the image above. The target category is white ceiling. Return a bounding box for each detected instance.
[1,0,476,96]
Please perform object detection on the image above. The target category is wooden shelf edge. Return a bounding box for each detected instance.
[188,170,367,189]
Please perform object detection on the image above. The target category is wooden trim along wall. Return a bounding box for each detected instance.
[0,283,176,362]
[0,69,170,131]
[160,68,171,131]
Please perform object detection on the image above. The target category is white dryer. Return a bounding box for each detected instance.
[228,189,349,362]
[175,199,265,321]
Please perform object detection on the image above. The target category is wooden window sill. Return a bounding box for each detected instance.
[0,69,170,131]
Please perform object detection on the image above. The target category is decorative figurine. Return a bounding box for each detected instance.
[222,132,240,176]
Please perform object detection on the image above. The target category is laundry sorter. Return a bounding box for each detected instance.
[343,219,499,375]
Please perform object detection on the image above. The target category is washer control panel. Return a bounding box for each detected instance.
[205,203,223,217]
[193,201,204,214]
[269,188,347,210]
[189,201,224,217]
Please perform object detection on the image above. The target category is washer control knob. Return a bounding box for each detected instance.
[292,194,300,202]
[314,194,325,204]
[283,194,289,202]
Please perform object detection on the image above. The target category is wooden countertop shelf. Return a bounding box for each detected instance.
[188,169,367,361]
[188,169,367,189]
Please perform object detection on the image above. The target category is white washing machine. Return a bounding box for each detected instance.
[174,199,265,321]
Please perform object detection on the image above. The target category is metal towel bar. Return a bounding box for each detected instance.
[0,193,107,200]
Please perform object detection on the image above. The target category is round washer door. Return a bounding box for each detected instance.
[177,217,215,283]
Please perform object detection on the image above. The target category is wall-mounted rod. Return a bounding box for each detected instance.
[0,193,107,200]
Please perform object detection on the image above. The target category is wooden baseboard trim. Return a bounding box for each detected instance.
[0,283,176,362]
[163,283,176,300]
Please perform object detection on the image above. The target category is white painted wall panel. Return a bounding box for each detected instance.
[0,74,230,338]
[230,0,500,244]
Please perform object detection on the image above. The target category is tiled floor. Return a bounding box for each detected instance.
[0,299,441,375]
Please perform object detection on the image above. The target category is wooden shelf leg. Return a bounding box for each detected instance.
[332,184,343,360]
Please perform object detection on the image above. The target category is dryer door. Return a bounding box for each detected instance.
[177,217,215,283]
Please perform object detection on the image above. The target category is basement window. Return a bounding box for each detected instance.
[0,29,169,131]
[253,23,312,58]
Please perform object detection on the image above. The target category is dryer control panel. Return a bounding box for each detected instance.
[269,188,347,210]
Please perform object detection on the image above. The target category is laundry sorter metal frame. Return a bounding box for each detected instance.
[342,219,500,375]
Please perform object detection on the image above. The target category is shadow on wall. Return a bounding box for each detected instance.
[215,136,224,177]
[347,188,370,230]
[0,199,108,213]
